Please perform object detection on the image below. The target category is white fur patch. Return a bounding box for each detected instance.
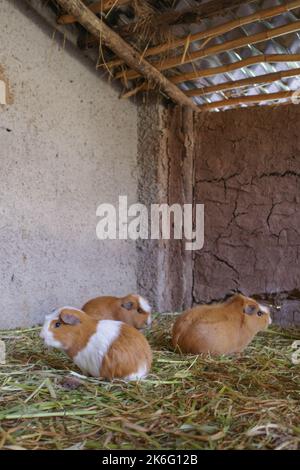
[138,296,151,313]
[259,304,272,324]
[124,362,149,381]
[259,304,270,314]
[73,320,121,377]
[40,306,80,349]
[40,309,63,348]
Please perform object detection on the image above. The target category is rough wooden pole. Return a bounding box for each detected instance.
[120,54,300,97]
[119,0,255,32]
[185,67,300,97]
[54,0,199,112]
[107,0,300,70]
[57,0,130,25]
[122,20,300,80]
[198,90,295,111]
[171,54,300,84]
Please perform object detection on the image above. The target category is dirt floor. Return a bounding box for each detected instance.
[0,315,299,450]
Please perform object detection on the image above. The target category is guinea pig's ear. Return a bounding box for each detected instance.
[243,303,258,315]
[60,311,81,325]
[121,301,134,310]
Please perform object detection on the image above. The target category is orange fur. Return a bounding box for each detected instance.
[100,323,152,380]
[50,308,97,358]
[172,294,271,355]
[45,308,152,380]
[82,294,151,329]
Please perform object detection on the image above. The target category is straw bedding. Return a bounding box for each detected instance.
[0,315,299,450]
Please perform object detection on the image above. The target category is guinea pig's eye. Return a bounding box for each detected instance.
[54,321,61,328]
[137,308,144,314]
[257,311,264,317]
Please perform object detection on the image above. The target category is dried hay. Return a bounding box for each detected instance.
[0,316,299,450]
[122,0,177,58]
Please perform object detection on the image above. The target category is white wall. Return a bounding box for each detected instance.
[0,0,138,328]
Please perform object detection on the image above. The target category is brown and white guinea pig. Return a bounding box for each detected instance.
[172,293,272,355]
[40,307,152,381]
[81,294,151,330]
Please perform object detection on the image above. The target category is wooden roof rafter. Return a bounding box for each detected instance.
[106,0,300,70]
[120,19,300,80]
[57,0,256,27]
[198,90,296,111]
[54,0,199,112]
[117,54,300,97]
[170,54,300,84]
[184,67,300,97]
[57,0,130,24]
[54,0,300,112]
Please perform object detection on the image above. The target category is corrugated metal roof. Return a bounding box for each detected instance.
[171,0,300,109]
[54,0,300,110]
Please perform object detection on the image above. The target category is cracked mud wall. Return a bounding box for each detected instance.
[194,105,300,327]
[137,102,300,325]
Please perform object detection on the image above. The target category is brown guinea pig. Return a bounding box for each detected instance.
[40,307,152,380]
[172,294,272,355]
[81,294,151,330]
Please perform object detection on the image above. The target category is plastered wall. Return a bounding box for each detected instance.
[0,1,138,328]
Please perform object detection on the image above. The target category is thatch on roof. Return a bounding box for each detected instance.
[50,1,300,111]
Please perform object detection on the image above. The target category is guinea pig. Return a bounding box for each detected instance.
[40,307,152,380]
[81,294,151,330]
[172,293,272,355]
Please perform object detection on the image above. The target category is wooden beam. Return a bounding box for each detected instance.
[119,0,255,32]
[120,20,300,80]
[60,0,238,36]
[54,0,199,112]
[107,0,300,70]
[185,67,300,97]
[171,54,300,85]
[198,90,296,111]
[57,0,130,25]
[119,54,300,96]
